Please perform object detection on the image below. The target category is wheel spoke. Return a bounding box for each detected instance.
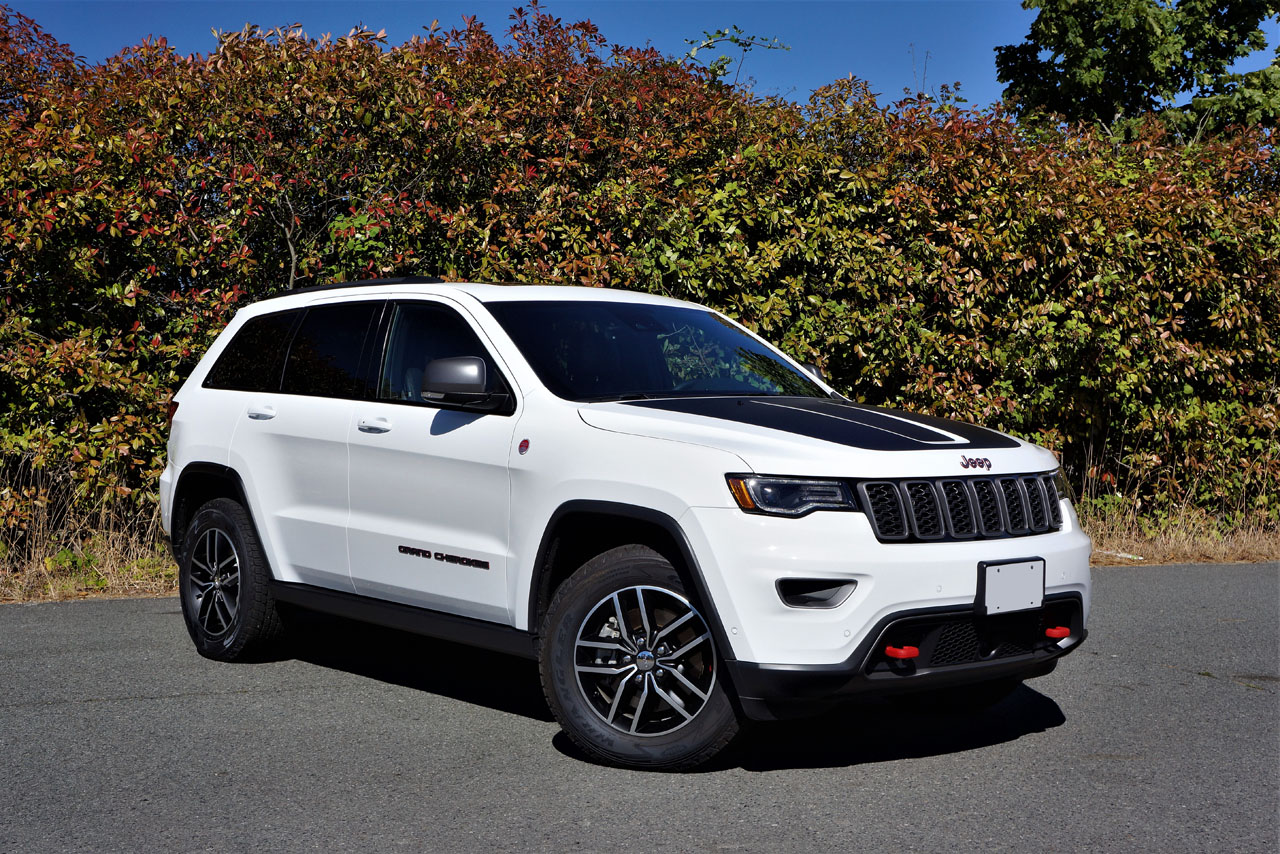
[576,639,629,653]
[213,594,231,632]
[576,664,634,676]
[651,680,693,721]
[635,587,652,640]
[605,673,632,725]
[629,679,650,734]
[660,631,710,663]
[221,591,238,622]
[652,610,695,645]
[610,594,631,648]
[197,592,216,631]
[663,664,709,701]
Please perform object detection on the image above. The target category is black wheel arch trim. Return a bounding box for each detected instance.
[528,500,739,667]
[171,462,263,566]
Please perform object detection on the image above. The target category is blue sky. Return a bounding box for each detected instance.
[16,1,1280,108]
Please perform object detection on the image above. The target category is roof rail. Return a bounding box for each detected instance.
[288,276,447,296]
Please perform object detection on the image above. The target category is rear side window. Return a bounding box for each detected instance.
[203,309,301,392]
[281,302,381,399]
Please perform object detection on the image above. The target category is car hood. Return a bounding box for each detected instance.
[577,396,1059,479]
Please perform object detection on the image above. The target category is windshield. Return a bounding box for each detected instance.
[485,300,829,402]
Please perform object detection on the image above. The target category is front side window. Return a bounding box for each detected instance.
[485,300,827,402]
[378,302,508,404]
[203,309,301,392]
[281,301,381,399]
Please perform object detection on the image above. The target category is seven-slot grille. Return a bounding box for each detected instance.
[856,473,1063,542]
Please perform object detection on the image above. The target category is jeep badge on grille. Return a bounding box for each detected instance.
[961,455,992,470]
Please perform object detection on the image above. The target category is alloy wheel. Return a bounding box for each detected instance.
[574,585,717,737]
[187,528,241,638]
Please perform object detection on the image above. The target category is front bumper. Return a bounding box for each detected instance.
[680,504,1092,665]
[726,593,1086,720]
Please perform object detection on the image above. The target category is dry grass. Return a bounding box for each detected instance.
[0,504,176,604]
[2,502,1276,603]
[1081,503,1280,566]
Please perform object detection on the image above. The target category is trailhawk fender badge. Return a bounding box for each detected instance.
[398,544,490,570]
[960,455,993,471]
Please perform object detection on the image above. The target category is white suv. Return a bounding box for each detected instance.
[161,277,1091,769]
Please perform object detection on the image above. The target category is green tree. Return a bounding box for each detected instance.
[995,0,1279,136]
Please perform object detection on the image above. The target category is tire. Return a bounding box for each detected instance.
[539,545,740,770]
[178,497,284,662]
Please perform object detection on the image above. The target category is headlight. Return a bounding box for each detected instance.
[725,475,857,517]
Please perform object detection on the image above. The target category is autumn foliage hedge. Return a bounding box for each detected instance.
[1,5,1277,565]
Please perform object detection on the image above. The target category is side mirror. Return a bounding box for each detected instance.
[422,356,508,410]
[801,361,826,382]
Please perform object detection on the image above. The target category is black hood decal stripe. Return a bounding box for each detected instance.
[754,400,966,444]
[621,397,1021,452]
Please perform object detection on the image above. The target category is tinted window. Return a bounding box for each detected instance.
[281,302,380,399]
[378,302,507,403]
[203,309,301,392]
[485,301,827,402]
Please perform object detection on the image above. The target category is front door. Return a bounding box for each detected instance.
[346,298,519,623]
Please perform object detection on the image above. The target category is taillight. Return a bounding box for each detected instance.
[166,400,179,426]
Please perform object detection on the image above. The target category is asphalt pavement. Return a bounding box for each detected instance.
[1,562,1276,852]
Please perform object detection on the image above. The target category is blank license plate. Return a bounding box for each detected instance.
[979,559,1045,615]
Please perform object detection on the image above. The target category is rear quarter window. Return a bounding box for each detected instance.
[203,309,301,392]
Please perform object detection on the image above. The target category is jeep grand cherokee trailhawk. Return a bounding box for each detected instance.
[161,277,1091,770]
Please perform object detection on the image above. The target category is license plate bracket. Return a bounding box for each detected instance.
[977,558,1045,615]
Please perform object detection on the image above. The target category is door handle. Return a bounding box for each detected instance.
[247,404,277,421]
[357,416,392,434]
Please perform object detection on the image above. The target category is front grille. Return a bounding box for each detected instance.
[931,619,981,666]
[858,472,1063,543]
[927,619,1036,666]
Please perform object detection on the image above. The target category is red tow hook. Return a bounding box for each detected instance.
[1045,626,1071,639]
[885,645,919,660]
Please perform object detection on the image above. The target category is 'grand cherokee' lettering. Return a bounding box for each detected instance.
[398,544,490,570]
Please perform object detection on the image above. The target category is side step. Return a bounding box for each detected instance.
[269,581,537,660]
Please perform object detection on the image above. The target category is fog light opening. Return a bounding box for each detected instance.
[776,579,857,609]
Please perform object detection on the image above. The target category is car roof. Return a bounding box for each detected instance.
[242,278,697,315]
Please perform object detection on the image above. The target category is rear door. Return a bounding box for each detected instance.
[346,298,519,622]
[228,299,382,592]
